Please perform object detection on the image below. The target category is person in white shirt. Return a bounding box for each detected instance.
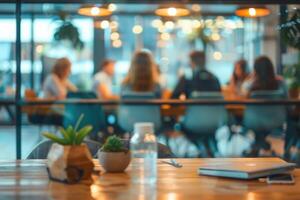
[43,57,77,100]
[93,59,119,100]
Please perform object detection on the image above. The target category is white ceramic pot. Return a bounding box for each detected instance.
[97,151,130,173]
[47,143,94,182]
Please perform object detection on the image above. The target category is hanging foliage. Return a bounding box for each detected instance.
[53,12,84,50]
[188,22,216,52]
[280,9,300,50]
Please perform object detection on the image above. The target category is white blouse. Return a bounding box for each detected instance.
[43,74,77,99]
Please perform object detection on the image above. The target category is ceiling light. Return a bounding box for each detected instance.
[155,4,190,17]
[191,4,201,12]
[110,21,119,30]
[165,21,175,29]
[235,6,270,18]
[100,20,110,29]
[78,4,112,17]
[213,51,223,60]
[152,19,163,28]
[112,40,122,48]
[211,33,221,41]
[108,3,117,12]
[132,25,143,34]
[110,32,120,40]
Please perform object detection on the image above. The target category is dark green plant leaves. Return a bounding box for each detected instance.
[53,21,84,50]
[59,127,71,143]
[43,132,69,145]
[101,135,126,152]
[42,115,92,146]
[75,126,93,145]
[284,63,300,89]
[280,9,300,50]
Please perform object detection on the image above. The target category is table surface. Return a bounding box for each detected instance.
[0,158,300,200]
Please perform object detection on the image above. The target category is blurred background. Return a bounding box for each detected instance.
[0,1,299,159]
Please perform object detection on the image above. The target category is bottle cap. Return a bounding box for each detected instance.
[134,122,154,135]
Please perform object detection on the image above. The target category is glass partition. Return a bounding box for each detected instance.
[0,3,16,159]
[3,1,299,159]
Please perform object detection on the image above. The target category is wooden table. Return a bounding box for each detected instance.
[1,158,300,199]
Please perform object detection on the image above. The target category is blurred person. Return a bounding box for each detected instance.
[43,57,77,100]
[155,64,171,99]
[242,56,287,97]
[229,59,249,95]
[93,59,119,100]
[172,51,221,99]
[122,50,161,98]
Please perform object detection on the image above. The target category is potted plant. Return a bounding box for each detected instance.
[281,9,300,98]
[43,115,94,183]
[98,135,130,173]
[53,11,84,50]
[284,63,300,98]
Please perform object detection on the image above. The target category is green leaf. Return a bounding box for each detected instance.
[74,126,92,145]
[59,127,71,143]
[66,126,76,145]
[74,114,84,132]
[101,135,124,152]
[43,132,69,145]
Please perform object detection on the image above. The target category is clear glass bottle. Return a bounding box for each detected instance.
[130,122,157,184]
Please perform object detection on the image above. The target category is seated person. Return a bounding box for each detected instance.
[242,56,287,97]
[172,51,221,99]
[43,57,77,100]
[229,59,249,95]
[93,59,119,100]
[121,50,161,98]
[155,64,170,98]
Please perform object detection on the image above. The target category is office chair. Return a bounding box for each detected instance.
[182,92,228,157]
[243,90,287,156]
[118,91,162,134]
[63,92,106,140]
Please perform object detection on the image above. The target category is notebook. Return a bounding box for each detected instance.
[198,158,296,179]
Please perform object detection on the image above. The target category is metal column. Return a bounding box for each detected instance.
[15,0,22,159]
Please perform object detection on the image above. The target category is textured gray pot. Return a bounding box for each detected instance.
[97,151,130,173]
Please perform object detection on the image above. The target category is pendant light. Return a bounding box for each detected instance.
[155,4,190,17]
[78,4,112,17]
[235,5,270,18]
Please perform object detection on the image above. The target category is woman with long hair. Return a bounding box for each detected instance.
[122,50,161,97]
[251,56,278,91]
[242,56,287,96]
[43,57,77,99]
[229,59,249,95]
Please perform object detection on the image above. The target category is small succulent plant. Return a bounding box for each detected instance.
[100,135,127,152]
[43,115,92,145]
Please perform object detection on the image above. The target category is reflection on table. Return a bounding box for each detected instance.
[1,158,300,200]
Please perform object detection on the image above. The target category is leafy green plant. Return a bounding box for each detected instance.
[284,63,300,89]
[53,11,84,50]
[43,115,92,145]
[280,9,300,50]
[100,135,127,152]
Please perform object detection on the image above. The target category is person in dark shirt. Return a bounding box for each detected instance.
[172,51,221,98]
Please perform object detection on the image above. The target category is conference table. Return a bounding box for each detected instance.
[1,158,300,199]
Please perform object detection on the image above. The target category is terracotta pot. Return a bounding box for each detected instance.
[47,143,94,183]
[98,151,130,173]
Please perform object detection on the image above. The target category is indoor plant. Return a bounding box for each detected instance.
[281,9,300,98]
[284,63,300,98]
[43,115,94,183]
[53,11,84,50]
[98,135,130,173]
